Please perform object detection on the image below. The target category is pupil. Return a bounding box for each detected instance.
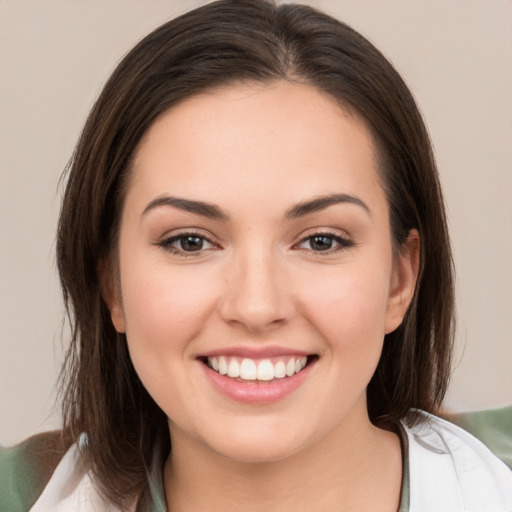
[181,236,203,251]
[311,236,332,251]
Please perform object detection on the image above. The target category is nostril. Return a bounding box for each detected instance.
[218,267,294,333]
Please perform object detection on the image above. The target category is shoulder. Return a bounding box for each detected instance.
[0,430,72,512]
[1,432,137,512]
[401,408,512,511]
[442,405,512,470]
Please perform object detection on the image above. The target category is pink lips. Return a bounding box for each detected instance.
[198,346,316,404]
[201,346,310,358]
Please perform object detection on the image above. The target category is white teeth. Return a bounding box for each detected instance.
[218,356,228,375]
[285,358,296,377]
[295,356,307,372]
[257,360,275,381]
[207,355,309,381]
[227,358,240,378]
[240,358,257,380]
[274,360,286,378]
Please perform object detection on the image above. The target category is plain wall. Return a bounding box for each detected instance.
[1,0,511,446]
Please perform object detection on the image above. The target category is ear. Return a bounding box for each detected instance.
[98,259,126,333]
[385,229,420,334]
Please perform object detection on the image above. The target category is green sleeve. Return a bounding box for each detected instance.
[443,405,512,470]
[0,431,70,512]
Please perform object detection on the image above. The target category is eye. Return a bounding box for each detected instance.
[157,232,217,256]
[296,232,353,253]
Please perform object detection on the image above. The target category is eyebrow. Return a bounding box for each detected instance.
[142,195,229,220]
[284,193,370,219]
[142,192,370,221]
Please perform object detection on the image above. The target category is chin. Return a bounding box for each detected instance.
[215,438,303,464]
[198,420,311,464]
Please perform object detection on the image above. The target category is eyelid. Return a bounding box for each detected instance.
[153,229,221,256]
[293,228,354,253]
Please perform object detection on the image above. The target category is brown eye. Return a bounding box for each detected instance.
[309,235,334,251]
[179,235,204,251]
[158,232,217,256]
[296,232,353,253]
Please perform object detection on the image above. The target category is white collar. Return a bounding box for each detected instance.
[401,411,512,511]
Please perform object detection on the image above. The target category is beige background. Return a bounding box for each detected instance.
[1,0,511,446]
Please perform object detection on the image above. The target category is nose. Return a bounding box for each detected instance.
[218,246,294,334]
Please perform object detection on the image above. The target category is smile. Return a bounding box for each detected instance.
[199,350,318,404]
[206,355,308,381]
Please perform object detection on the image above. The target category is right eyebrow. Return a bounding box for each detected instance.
[284,193,370,219]
[141,195,230,221]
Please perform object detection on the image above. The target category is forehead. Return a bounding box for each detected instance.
[127,81,386,216]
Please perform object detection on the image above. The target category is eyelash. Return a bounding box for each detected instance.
[156,230,353,257]
[155,232,219,257]
[294,231,354,255]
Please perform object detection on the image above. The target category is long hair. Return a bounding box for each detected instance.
[57,0,454,508]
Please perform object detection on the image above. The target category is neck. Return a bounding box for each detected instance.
[163,407,402,512]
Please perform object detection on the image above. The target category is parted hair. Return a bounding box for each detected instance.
[56,0,454,509]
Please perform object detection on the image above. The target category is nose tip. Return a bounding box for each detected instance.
[226,308,287,334]
[218,253,293,333]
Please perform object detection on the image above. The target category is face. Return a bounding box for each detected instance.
[106,81,418,463]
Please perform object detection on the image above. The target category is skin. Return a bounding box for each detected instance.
[104,81,419,511]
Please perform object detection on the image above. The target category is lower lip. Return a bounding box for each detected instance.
[200,360,314,404]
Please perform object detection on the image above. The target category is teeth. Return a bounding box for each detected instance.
[274,361,286,378]
[218,356,228,375]
[227,359,240,378]
[285,358,295,377]
[257,360,274,381]
[240,358,257,380]
[207,355,308,381]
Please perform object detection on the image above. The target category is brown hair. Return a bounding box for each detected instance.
[57,0,454,508]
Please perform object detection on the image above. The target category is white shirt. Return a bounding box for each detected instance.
[402,410,512,511]
[29,412,512,511]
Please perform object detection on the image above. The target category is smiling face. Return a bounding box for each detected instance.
[104,81,418,463]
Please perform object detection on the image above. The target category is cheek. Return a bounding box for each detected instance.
[121,249,218,329]
[118,252,220,373]
[118,256,224,418]
[298,262,392,357]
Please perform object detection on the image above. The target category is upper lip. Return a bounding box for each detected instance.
[199,346,312,359]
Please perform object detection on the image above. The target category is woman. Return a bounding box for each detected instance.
[1,0,511,510]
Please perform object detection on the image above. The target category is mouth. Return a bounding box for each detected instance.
[198,351,318,404]
[199,354,318,383]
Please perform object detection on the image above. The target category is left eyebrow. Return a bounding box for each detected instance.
[142,195,229,220]
[284,193,370,219]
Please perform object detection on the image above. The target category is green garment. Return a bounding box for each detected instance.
[1,407,511,511]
